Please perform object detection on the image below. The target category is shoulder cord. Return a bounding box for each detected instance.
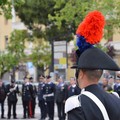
[81,91,110,120]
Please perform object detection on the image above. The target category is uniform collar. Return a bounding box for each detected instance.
[25,82,30,85]
[48,82,52,84]
[81,84,99,93]
[72,84,76,88]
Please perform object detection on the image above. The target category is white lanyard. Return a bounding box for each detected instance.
[81,91,110,120]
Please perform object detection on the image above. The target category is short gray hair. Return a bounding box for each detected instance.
[82,69,103,81]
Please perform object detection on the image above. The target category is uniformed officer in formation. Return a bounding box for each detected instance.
[0,79,7,119]
[67,77,81,98]
[114,75,120,96]
[65,10,120,120]
[29,77,37,118]
[43,75,55,120]
[55,76,67,120]
[38,74,47,120]
[7,79,19,119]
[21,77,34,119]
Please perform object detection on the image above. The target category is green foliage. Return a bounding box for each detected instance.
[14,0,120,68]
[15,0,55,27]
[0,30,28,78]
[0,53,18,78]
[49,0,120,40]
[0,0,24,19]
[45,25,74,42]
[29,40,51,70]
[0,29,28,78]
[15,0,73,41]
[7,30,28,59]
[0,0,12,19]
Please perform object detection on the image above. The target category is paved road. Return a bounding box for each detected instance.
[0,97,61,120]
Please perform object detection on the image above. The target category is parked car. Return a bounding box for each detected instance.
[3,80,10,86]
[15,80,24,92]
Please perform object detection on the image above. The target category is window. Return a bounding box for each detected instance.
[5,35,8,48]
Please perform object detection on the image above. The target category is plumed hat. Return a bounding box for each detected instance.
[11,79,15,83]
[72,10,120,71]
[29,77,33,80]
[39,74,45,78]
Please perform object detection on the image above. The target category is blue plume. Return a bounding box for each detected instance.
[76,34,93,53]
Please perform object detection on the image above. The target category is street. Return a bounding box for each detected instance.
[0,96,60,120]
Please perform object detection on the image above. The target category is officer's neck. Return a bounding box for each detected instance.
[79,78,98,89]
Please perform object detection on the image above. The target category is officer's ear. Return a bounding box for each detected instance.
[78,70,84,81]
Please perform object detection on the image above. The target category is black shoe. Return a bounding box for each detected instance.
[31,115,35,118]
[1,117,6,119]
[14,117,18,119]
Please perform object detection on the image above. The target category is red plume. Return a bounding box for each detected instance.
[76,10,105,44]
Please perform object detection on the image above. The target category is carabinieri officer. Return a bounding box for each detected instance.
[65,10,120,120]
[43,75,55,120]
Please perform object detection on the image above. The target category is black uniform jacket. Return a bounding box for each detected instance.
[7,84,19,102]
[55,82,68,103]
[65,84,120,120]
[67,85,81,98]
[22,84,34,101]
[0,83,7,102]
[38,82,45,101]
[43,82,55,101]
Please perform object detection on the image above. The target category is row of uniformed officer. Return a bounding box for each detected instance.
[37,75,81,120]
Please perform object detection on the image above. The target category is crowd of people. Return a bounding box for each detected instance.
[0,75,81,120]
[99,72,120,97]
[1,71,120,120]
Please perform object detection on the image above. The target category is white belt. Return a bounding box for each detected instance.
[44,93,54,97]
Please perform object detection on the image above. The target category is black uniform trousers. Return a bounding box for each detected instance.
[22,100,32,118]
[7,100,17,119]
[39,100,47,119]
[56,102,66,120]
[46,101,54,120]
[31,98,36,117]
[0,101,5,118]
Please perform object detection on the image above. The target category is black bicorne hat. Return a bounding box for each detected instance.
[39,74,45,78]
[11,79,15,83]
[77,47,120,71]
[46,75,51,79]
[71,10,120,71]
[29,77,33,80]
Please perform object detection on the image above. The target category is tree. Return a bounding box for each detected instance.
[0,53,18,78]
[50,0,120,62]
[15,0,74,74]
[29,39,51,75]
[6,30,28,79]
[49,0,120,40]
[15,0,55,37]
[15,0,73,42]
[0,0,24,19]
[0,30,28,79]
[7,30,28,59]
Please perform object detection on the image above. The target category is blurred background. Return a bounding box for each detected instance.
[0,0,120,83]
